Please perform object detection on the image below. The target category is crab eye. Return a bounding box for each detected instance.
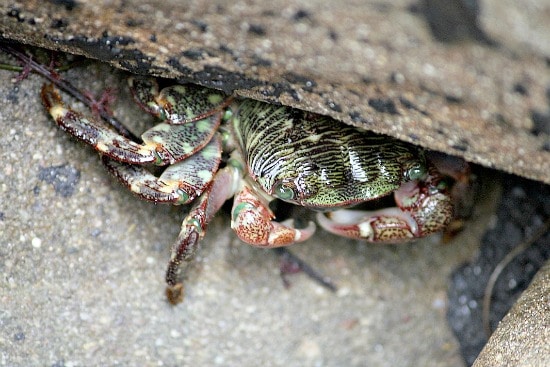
[273,181,297,201]
[406,163,427,181]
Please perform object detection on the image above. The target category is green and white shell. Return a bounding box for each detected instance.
[232,100,427,209]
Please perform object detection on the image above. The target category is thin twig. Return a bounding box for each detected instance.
[0,44,140,141]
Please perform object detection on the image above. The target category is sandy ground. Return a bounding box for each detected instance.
[0,61,489,366]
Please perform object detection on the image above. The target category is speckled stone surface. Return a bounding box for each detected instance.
[0,0,549,184]
[0,56,492,366]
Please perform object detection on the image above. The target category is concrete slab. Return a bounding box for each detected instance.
[1,0,549,184]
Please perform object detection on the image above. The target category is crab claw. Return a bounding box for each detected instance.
[231,186,316,247]
[317,167,453,243]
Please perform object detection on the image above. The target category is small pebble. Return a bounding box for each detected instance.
[32,237,42,249]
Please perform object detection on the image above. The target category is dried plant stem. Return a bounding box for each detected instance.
[0,44,140,141]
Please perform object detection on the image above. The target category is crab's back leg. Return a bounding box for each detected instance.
[129,78,232,124]
[103,135,222,204]
[41,84,221,165]
[140,114,221,165]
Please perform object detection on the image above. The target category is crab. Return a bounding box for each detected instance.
[41,78,454,304]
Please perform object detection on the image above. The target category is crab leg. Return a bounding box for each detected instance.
[165,165,241,304]
[41,83,221,165]
[317,169,453,242]
[102,135,222,204]
[165,156,315,303]
[231,186,316,247]
[129,78,233,124]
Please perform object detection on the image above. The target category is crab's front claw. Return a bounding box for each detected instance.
[317,168,453,243]
[232,186,316,247]
[394,167,454,237]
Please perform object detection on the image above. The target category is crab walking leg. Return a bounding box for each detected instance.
[317,170,453,242]
[129,78,233,125]
[41,84,221,165]
[231,186,316,247]
[102,135,222,204]
[165,165,241,304]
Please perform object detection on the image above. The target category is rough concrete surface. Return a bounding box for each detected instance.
[0,57,491,365]
[0,0,549,184]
